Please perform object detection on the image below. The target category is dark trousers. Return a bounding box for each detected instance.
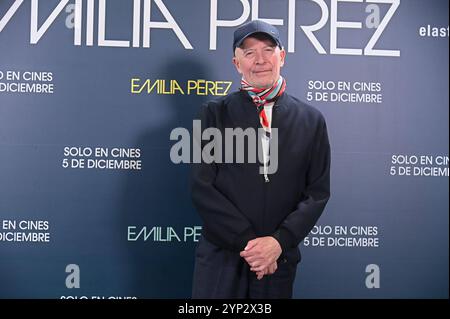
[192,236,300,299]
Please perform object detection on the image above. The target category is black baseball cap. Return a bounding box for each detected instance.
[233,20,282,53]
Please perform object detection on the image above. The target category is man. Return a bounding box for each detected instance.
[191,20,330,298]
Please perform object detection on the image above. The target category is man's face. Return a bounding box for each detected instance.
[233,35,286,89]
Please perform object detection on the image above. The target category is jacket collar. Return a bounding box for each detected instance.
[273,91,288,110]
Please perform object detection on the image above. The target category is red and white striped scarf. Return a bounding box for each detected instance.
[240,76,286,130]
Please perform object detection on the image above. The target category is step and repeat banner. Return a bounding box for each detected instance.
[0,0,448,299]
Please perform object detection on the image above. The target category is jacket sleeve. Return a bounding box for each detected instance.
[272,114,331,252]
[191,103,257,252]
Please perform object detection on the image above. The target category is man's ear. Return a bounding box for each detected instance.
[232,56,242,74]
[279,48,286,67]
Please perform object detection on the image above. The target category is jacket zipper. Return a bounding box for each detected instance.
[263,102,278,183]
[262,103,278,232]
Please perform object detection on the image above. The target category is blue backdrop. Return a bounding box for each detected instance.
[0,0,448,298]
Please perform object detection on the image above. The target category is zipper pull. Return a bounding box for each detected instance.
[264,175,270,183]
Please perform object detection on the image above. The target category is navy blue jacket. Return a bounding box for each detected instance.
[191,90,330,255]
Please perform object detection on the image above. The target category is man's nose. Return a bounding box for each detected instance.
[255,51,265,64]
